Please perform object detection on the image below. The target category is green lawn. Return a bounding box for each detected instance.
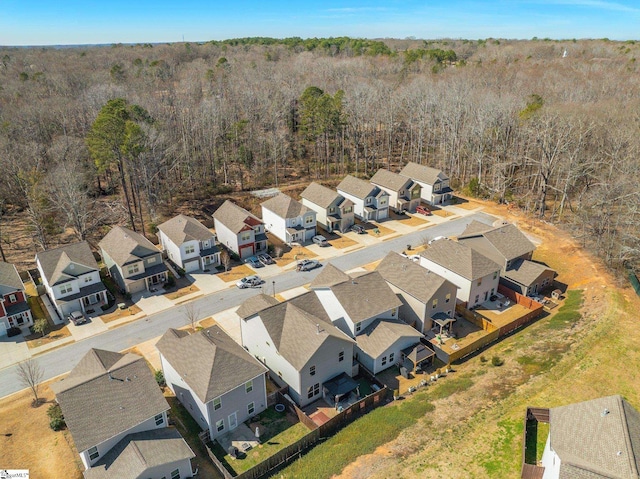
[547,290,583,329]
[27,295,48,321]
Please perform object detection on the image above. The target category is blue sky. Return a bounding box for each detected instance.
[1,0,638,46]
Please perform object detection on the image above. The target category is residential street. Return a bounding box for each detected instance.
[0,212,495,399]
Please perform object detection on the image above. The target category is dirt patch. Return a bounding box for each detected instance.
[25,324,72,349]
[198,317,217,328]
[389,211,429,227]
[101,304,143,323]
[275,246,317,266]
[329,236,358,249]
[165,283,200,300]
[431,209,455,218]
[368,224,395,237]
[218,264,255,282]
[0,383,83,478]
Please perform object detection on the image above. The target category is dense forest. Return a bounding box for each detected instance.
[0,37,639,273]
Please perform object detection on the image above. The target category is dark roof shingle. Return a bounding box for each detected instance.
[370,169,413,192]
[261,193,311,218]
[213,200,263,234]
[158,214,214,246]
[99,226,159,267]
[400,162,448,185]
[420,240,501,281]
[36,241,99,286]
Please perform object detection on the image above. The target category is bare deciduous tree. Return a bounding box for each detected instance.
[17,359,44,406]
[184,302,200,333]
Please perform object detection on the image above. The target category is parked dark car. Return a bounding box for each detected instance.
[68,311,87,325]
[245,256,264,268]
[350,224,366,234]
[257,253,275,265]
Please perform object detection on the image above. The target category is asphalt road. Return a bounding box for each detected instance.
[0,212,495,399]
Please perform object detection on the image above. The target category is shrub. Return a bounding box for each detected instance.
[155,370,166,387]
[47,404,65,431]
[491,356,505,367]
[480,355,488,363]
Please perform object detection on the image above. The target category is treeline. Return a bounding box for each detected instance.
[0,37,639,272]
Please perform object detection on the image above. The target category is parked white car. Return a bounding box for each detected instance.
[236,275,264,289]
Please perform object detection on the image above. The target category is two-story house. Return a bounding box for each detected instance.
[36,241,109,318]
[309,264,422,375]
[213,200,268,260]
[0,262,33,336]
[400,162,453,205]
[376,252,458,334]
[157,325,268,441]
[239,292,355,407]
[419,239,501,307]
[370,169,421,213]
[337,175,389,222]
[99,226,168,295]
[261,193,317,244]
[300,182,355,233]
[157,214,220,273]
[51,349,194,478]
[458,221,555,296]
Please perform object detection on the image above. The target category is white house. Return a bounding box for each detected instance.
[36,241,109,318]
[261,193,316,244]
[157,326,269,441]
[337,175,389,222]
[157,214,220,273]
[52,349,194,478]
[400,162,453,205]
[213,200,268,260]
[419,239,501,307]
[300,182,355,234]
[99,226,168,295]
[239,292,355,407]
[0,261,33,336]
[369,169,421,213]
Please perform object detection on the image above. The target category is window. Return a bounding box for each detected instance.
[445,293,451,303]
[380,198,387,205]
[59,283,73,295]
[355,323,362,333]
[399,190,405,196]
[343,206,352,213]
[154,413,164,426]
[491,288,495,296]
[83,276,92,283]
[213,397,221,410]
[245,380,253,393]
[88,446,99,461]
[171,469,180,479]
[185,245,195,254]
[506,260,511,268]
[434,183,441,192]
[389,353,395,363]
[432,299,438,309]
[147,256,156,264]
[127,263,140,275]
[305,216,314,225]
[477,278,482,286]
[216,419,224,432]
[493,271,498,280]
[329,207,336,213]
[240,231,251,241]
[338,351,344,362]
[381,356,387,366]
[309,365,316,376]
[248,402,255,415]
[307,383,320,399]
[474,295,479,304]
[8,294,16,303]
[366,197,372,205]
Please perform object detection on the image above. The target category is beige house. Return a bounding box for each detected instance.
[370,169,421,213]
[300,182,355,233]
[157,214,220,273]
[400,162,453,205]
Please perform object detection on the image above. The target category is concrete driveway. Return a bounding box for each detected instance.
[67,317,108,341]
[187,270,228,294]
[0,335,30,369]
[133,291,174,315]
[211,307,242,343]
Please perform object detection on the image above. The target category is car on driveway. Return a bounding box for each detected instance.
[68,311,87,325]
[245,256,264,268]
[297,259,321,272]
[312,235,329,247]
[350,224,366,234]
[257,253,275,265]
[416,205,432,216]
[236,275,264,289]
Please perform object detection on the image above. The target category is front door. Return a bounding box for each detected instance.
[228,412,238,430]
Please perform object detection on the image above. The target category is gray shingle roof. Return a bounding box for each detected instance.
[355,318,422,358]
[481,224,536,261]
[399,162,448,185]
[213,200,263,234]
[0,262,24,294]
[502,259,554,287]
[98,226,159,267]
[370,169,413,192]
[458,220,494,238]
[550,395,640,479]
[158,214,214,246]
[257,299,354,370]
[261,193,311,219]
[301,182,344,209]
[36,241,99,286]
[156,326,267,404]
[376,252,455,303]
[309,263,352,289]
[83,428,194,479]
[51,349,169,453]
[420,240,501,281]
[237,294,281,319]
[337,175,379,200]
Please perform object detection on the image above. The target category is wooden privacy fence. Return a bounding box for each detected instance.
[456,304,498,332]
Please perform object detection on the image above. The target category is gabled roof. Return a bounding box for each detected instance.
[458,220,494,238]
[309,263,351,289]
[420,240,501,281]
[36,241,99,286]
[370,169,414,192]
[261,193,311,219]
[459,222,536,262]
[83,428,194,479]
[213,200,263,234]
[237,293,281,319]
[156,326,267,404]
[301,182,352,209]
[157,214,214,246]
[256,300,354,370]
[549,395,640,479]
[0,262,25,294]
[502,259,554,287]
[376,252,455,303]
[51,349,169,453]
[99,226,159,267]
[355,318,422,358]
[337,175,380,200]
[400,162,448,185]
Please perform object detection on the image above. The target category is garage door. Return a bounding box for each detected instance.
[184,259,200,273]
[240,244,254,259]
[0,322,6,337]
[377,208,388,220]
